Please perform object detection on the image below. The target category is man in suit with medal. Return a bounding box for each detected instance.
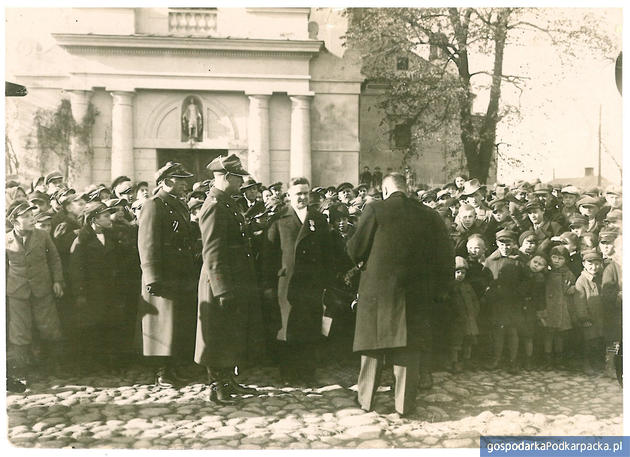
[262,177,332,386]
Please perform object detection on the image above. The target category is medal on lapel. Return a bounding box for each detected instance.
[309,219,315,232]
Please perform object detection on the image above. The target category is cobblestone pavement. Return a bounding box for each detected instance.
[6,359,622,450]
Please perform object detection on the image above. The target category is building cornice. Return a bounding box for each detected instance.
[53,33,323,58]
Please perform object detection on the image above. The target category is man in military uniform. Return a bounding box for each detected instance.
[138,162,198,387]
[194,155,266,404]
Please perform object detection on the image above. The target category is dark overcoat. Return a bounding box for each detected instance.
[347,192,453,352]
[262,205,332,343]
[137,189,197,358]
[482,249,528,327]
[194,187,265,367]
[69,225,123,329]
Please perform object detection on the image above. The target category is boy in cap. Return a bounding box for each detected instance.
[138,161,198,388]
[598,230,618,266]
[482,229,528,373]
[45,171,64,196]
[69,201,122,372]
[337,182,355,206]
[604,209,622,232]
[574,249,605,375]
[560,185,581,224]
[34,212,53,234]
[524,200,562,257]
[6,201,65,381]
[577,196,603,236]
[447,256,480,372]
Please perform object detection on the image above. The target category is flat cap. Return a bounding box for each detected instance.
[269,182,283,191]
[103,198,127,208]
[44,171,63,185]
[496,229,518,242]
[561,185,580,195]
[524,200,543,212]
[7,201,37,219]
[357,183,368,191]
[111,175,131,192]
[599,230,618,243]
[28,191,50,204]
[519,230,536,246]
[576,196,601,208]
[568,214,589,227]
[605,209,622,222]
[581,249,603,262]
[31,176,45,192]
[336,182,354,193]
[58,188,78,205]
[206,154,248,176]
[156,161,194,184]
[559,231,578,245]
[312,186,325,194]
[84,202,117,221]
[489,198,508,210]
[34,211,53,223]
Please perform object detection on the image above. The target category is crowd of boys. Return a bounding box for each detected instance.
[5,166,622,395]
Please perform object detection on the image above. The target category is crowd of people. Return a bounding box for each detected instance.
[5,162,623,410]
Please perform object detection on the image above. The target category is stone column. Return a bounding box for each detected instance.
[68,90,93,189]
[247,94,271,184]
[111,91,135,181]
[289,95,312,182]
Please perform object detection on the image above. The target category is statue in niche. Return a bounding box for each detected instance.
[181,96,203,142]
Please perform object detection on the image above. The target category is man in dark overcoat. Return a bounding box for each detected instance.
[137,162,198,387]
[347,172,453,416]
[262,177,332,385]
[194,155,266,404]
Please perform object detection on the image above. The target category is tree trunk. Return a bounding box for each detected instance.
[476,11,510,184]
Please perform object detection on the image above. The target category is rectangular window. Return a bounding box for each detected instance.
[396,57,409,71]
[393,124,411,148]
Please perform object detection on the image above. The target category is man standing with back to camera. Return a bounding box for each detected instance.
[347,172,453,416]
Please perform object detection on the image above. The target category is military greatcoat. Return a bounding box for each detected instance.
[194,187,265,368]
[137,189,197,358]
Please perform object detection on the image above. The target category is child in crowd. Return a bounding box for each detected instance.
[574,249,605,375]
[454,204,486,257]
[539,246,575,370]
[579,233,598,252]
[520,255,548,370]
[598,230,617,266]
[518,230,538,262]
[483,229,528,374]
[447,257,480,372]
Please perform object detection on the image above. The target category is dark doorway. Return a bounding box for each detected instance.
[157,149,227,183]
